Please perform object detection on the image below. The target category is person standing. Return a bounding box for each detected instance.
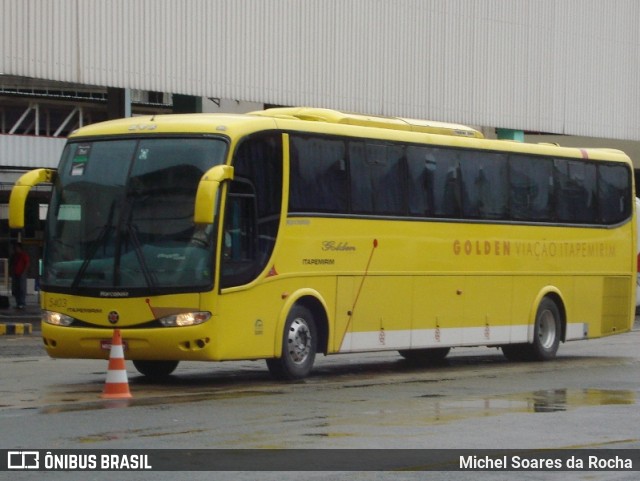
[10,242,30,309]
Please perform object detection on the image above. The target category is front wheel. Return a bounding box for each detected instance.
[266,305,317,380]
[133,360,179,378]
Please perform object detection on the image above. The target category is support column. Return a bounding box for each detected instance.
[106,88,132,119]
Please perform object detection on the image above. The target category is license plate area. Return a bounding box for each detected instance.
[100,339,129,351]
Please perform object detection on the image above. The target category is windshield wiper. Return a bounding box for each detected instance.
[121,223,157,290]
[71,202,115,289]
[112,192,157,290]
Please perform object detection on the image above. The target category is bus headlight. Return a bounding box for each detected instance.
[158,311,211,327]
[43,311,75,326]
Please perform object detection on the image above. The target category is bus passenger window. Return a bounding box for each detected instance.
[289,136,347,213]
[430,148,462,218]
[460,151,508,220]
[406,146,434,216]
[554,159,597,223]
[349,142,405,215]
[598,164,631,224]
[510,155,553,221]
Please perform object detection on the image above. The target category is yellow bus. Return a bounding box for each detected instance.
[9,107,636,379]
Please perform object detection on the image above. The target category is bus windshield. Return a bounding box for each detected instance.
[43,137,227,295]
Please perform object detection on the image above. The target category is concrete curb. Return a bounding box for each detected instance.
[0,323,33,336]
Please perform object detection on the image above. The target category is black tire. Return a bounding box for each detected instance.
[398,347,451,364]
[502,297,561,362]
[266,305,317,380]
[133,360,179,378]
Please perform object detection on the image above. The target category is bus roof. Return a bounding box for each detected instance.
[66,108,631,165]
[67,113,278,138]
[249,107,485,139]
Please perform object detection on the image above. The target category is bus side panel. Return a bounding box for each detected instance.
[572,276,603,338]
[215,283,286,360]
[411,276,464,349]
[215,276,339,360]
[411,276,513,349]
[336,276,412,352]
[600,276,634,336]
[462,276,513,346]
[335,277,355,352]
[510,276,574,343]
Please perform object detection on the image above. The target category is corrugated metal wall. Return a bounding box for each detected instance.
[0,135,65,169]
[2,0,640,140]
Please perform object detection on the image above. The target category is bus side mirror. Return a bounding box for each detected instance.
[9,168,56,229]
[194,165,234,224]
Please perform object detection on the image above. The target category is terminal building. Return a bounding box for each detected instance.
[2,0,640,294]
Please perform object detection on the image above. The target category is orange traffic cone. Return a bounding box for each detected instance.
[101,329,132,399]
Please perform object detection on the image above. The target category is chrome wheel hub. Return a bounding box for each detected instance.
[537,309,557,349]
[287,317,311,364]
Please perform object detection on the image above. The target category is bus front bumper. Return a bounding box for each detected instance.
[41,322,221,361]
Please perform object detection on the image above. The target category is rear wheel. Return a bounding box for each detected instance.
[266,305,317,380]
[502,297,561,362]
[530,297,561,360]
[133,360,179,378]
